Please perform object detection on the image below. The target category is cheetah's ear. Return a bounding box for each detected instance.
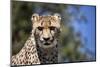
[31,13,39,22]
[54,13,61,20]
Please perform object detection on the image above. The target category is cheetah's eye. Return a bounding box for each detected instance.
[49,26,56,30]
[37,27,43,31]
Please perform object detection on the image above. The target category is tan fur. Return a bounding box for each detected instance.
[11,13,61,66]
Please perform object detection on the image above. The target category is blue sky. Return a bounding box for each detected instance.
[69,5,96,57]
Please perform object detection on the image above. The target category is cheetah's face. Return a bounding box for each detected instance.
[31,13,61,48]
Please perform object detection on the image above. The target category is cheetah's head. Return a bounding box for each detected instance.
[31,13,61,48]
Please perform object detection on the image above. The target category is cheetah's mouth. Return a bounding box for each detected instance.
[44,42,50,45]
[40,38,54,46]
[37,38,57,48]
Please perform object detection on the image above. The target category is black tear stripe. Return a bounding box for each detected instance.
[50,30,53,37]
[50,27,58,37]
[40,29,43,36]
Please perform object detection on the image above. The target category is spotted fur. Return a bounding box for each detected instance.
[11,13,61,66]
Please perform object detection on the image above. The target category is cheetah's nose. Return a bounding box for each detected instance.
[43,37,50,41]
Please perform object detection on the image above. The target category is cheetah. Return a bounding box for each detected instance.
[11,13,61,66]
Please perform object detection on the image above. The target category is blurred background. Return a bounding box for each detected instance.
[12,1,96,63]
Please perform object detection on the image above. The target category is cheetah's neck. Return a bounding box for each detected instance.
[36,44,58,64]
